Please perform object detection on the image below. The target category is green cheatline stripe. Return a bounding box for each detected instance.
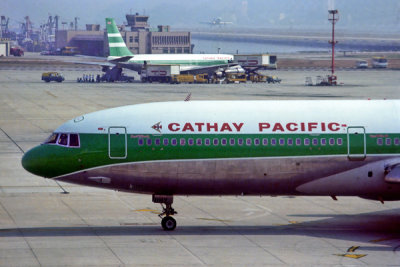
[109,47,133,57]
[28,132,400,178]
[108,36,124,43]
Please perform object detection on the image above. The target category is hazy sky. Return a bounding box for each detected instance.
[1,0,399,33]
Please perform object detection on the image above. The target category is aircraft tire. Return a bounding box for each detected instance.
[161,216,176,231]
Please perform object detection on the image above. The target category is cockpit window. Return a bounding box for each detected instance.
[45,133,59,144]
[69,134,79,147]
[58,134,68,146]
[43,133,80,148]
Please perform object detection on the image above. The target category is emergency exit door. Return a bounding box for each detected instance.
[108,127,127,159]
[347,126,366,160]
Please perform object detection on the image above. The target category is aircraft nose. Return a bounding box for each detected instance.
[22,146,48,177]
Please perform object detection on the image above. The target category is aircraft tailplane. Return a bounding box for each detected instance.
[105,18,134,58]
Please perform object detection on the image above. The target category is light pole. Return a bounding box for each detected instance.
[328,9,339,85]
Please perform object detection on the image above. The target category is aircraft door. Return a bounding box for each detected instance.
[347,126,366,160]
[108,127,127,159]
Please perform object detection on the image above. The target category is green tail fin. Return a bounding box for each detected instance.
[105,18,134,57]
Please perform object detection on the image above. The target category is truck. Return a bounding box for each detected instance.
[141,65,180,83]
[195,74,210,83]
[10,47,24,56]
[372,57,388,68]
[60,46,80,56]
[248,73,267,83]
[171,74,195,84]
[233,54,277,70]
[41,72,64,83]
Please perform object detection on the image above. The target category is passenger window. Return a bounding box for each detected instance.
[271,138,276,146]
[45,133,59,144]
[213,138,219,146]
[69,134,80,147]
[171,138,177,146]
[279,138,285,146]
[146,138,152,146]
[287,138,293,146]
[188,138,194,146]
[262,138,268,146]
[238,138,243,146]
[395,138,400,146]
[180,138,186,146]
[254,138,260,146]
[337,138,343,145]
[205,138,210,146]
[196,138,202,146]
[304,138,310,146]
[296,138,301,146]
[155,138,161,146]
[221,138,227,146]
[138,138,144,146]
[321,138,326,146]
[386,138,391,146]
[312,138,318,146]
[229,138,235,146]
[377,138,383,146]
[163,138,169,146]
[329,138,335,145]
[246,138,252,146]
[58,133,68,146]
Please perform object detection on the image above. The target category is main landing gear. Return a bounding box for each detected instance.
[152,195,177,231]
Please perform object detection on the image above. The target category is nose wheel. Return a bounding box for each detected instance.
[152,195,178,231]
[161,216,176,231]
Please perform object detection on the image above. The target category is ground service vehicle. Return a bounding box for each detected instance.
[10,47,24,56]
[267,75,281,84]
[225,73,247,83]
[61,47,80,56]
[171,74,195,84]
[141,65,180,83]
[372,57,388,68]
[41,72,64,83]
[249,73,267,83]
[356,60,368,69]
[195,74,210,83]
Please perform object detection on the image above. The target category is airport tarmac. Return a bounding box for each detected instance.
[1,66,400,266]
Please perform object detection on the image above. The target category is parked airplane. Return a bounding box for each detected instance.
[22,100,400,230]
[105,18,236,73]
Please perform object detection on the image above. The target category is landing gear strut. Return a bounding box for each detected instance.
[152,195,177,231]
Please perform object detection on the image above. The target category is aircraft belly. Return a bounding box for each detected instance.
[55,156,400,196]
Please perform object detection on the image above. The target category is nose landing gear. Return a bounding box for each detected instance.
[152,195,177,231]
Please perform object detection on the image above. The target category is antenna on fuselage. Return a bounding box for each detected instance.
[54,180,69,194]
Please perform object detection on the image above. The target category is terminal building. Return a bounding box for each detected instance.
[55,13,192,56]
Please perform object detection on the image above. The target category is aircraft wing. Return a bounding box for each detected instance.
[109,56,134,64]
[385,165,400,183]
[59,55,140,71]
[114,61,143,72]
[59,55,115,69]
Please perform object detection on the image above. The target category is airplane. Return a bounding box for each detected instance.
[22,99,400,231]
[105,18,236,74]
[200,17,233,26]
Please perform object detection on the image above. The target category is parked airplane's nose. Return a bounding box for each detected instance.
[21,146,49,178]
